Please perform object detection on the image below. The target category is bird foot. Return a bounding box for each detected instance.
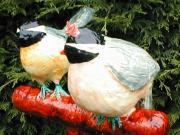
[37,84,52,99]
[51,84,69,99]
[94,114,105,126]
[94,114,122,130]
[108,117,122,130]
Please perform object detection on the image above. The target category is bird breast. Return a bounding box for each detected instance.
[20,35,69,82]
[68,59,144,117]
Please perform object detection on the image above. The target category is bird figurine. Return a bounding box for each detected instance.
[17,7,94,99]
[63,28,160,129]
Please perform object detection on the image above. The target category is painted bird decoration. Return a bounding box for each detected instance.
[17,7,94,99]
[63,27,160,129]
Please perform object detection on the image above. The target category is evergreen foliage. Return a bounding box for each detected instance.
[0,0,179,134]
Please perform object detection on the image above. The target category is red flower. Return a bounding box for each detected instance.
[65,21,80,37]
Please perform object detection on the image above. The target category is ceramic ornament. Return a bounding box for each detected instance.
[13,7,169,134]
[17,7,94,99]
[63,20,160,129]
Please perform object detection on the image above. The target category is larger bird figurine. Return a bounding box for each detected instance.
[17,7,94,99]
[63,28,160,129]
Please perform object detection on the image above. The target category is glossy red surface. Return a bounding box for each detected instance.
[66,127,90,135]
[12,85,169,135]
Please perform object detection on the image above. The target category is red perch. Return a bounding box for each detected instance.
[12,85,168,135]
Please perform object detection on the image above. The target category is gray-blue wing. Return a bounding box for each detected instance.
[101,37,160,90]
[45,26,67,39]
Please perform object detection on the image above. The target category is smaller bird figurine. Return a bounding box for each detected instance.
[18,21,69,99]
[63,28,160,129]
[17,7,94,99]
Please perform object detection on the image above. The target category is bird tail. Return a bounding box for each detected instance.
[141,80,154,109]
[68,7,94,28]
[135,80,153,109]
[143,80,153,109]
[47,7,94,39]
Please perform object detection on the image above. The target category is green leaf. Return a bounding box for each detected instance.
[0,102,10,111]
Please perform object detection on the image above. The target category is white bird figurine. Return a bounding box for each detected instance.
[63,28,160,129]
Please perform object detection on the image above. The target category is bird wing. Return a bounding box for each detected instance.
[101,36,160,91]
[44,26,67,40]
[25,25,67,41]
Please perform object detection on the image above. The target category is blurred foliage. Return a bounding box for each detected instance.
[0,0,179,134]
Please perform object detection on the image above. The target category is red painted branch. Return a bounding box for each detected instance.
[12,85,168,135]
[66,127,91,135]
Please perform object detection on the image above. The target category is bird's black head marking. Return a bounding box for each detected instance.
[17,21,46,47]
[65,28,104,63]
[64,45,99,64]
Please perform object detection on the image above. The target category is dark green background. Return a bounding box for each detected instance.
[0,0,179,134]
